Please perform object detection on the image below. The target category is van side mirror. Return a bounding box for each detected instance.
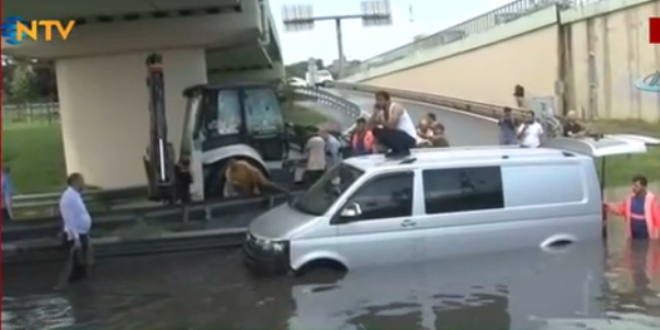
[340,203,362,218]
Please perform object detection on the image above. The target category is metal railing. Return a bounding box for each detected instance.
[2,102,60,125]
[346,0,578,76]
[11,186,150,219]
[291,86,362,120]
[328,81,564,138]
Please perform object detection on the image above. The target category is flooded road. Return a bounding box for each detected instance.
[4,228,660,330]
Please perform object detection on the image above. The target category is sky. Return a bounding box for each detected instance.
[270,0,516,64]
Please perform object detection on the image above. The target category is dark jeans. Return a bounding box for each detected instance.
[372,127,416,156]
[175,168,192,203]
[2,208,11,223]
[303,170,325,189]
[59,234,91,284]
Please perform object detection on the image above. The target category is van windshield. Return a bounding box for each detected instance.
[294,164,364,216]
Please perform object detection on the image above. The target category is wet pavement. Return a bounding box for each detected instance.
[4,93,660,329]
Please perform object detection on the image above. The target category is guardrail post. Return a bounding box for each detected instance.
[204,207,211,222]
[182,203,189,223]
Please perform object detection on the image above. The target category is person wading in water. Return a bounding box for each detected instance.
[606,175,660,240]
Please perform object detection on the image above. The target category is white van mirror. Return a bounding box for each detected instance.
[340,203,362,218]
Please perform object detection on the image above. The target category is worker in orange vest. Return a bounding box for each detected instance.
[605,175,660,240]
[350,118,375,156]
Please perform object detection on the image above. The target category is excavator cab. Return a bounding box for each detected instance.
[185,83,288,162]
[144,52,290,202]
[180,83,292,199]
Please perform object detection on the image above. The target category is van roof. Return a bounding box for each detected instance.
[344,146,585,171]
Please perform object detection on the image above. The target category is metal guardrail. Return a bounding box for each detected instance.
[2,102,60,112]
[3,189,302,242]
[3,229,247,264]
[328,81,564,138]
[11,186,149,219]
[3,189,301,264]
[291,86,362,120]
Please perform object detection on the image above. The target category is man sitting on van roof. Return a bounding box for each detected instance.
[605,175,660,240]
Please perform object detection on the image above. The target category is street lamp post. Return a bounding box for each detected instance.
[281,0,392,79]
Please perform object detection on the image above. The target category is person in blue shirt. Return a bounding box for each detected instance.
[498,107,518,145]
[2,165,15,223]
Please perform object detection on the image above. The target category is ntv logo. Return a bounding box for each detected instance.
[2,16,75,45]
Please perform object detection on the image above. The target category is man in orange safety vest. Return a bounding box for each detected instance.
[605,175,660,240]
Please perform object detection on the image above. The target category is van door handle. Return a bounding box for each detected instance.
[401,219,416,228]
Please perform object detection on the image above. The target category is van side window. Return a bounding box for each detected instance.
[423,167,504,214]
[340,172,413,222]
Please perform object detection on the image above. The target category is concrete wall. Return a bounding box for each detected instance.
[352,0,660,121]
[358,7,561,108]
[563,0,660,121]
[56,48,207,188]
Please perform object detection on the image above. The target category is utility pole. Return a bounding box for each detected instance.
[281,0,392,79]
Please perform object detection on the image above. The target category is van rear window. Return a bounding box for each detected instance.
[501,164,585,207]
[422,166,504,214]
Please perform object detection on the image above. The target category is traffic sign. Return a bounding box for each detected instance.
[361,0,392,27]
[281,4,314,32]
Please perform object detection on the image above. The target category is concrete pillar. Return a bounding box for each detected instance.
[55,48,207,189]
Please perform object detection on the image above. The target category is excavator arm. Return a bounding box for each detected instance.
[144,53,176,202]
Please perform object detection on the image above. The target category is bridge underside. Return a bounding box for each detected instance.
[2,0,284,188]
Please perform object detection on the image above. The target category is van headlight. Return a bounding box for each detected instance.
[260,240,286,253]
[249,233,286,253]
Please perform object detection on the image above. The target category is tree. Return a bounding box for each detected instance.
[9,63,37,104]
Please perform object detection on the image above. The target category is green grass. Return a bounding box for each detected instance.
[589,119,660,187]
[2,121,67,194]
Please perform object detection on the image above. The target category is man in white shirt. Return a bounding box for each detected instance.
[321,128,341,169]
[369,91,418,158]
[517,110,545,148]
[59,173,93,283]
[303,127,327,188]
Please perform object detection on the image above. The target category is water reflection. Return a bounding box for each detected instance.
[4,190,660,329]
[2,295,74,330]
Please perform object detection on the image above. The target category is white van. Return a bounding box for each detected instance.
[243,135,659,275]
[305,70,334,87]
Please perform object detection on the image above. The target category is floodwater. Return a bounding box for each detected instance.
[3,234,660,330]
[4,182,660,330]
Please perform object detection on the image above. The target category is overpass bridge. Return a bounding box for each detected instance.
[342,0,660,123]
[2,0,283,188]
